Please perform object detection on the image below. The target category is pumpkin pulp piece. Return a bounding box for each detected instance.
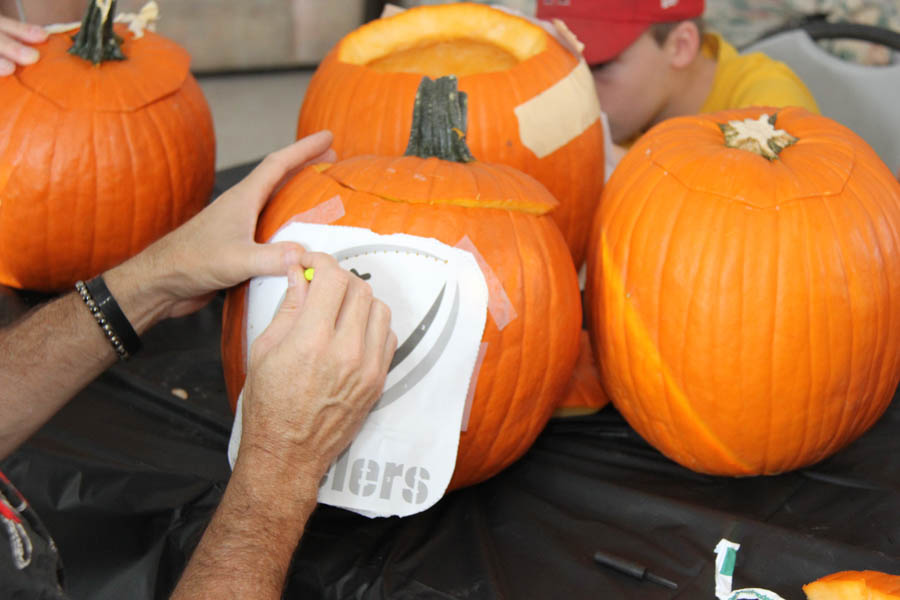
[720,112,798,160]
[339,3,545,76]
[368,38,519,77]
[323,75,557,215]
[69,0,125,64]
[804,570,900,599]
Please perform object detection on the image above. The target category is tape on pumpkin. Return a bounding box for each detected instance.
[284,194,346,226]
[455,235,517,331]
[514,59,601,158]
[460,342,488,432]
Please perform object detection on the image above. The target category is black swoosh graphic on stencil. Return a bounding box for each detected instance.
[388,283,446,372]
[372,283,460,412]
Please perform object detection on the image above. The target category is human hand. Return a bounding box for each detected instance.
[238,253,397,482]
[0,15,47,76]
[111,131,337,324]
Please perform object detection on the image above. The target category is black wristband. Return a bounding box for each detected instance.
[83,276,142,359]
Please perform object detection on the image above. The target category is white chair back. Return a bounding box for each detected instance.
[743,28,900,174]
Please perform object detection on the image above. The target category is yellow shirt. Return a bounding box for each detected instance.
[700,33,820,114]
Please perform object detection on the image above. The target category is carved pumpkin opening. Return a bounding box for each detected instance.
[337,4,546,77]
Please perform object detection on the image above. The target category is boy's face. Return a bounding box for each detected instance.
[591,31,671,144]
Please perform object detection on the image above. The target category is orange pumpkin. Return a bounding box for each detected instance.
[0,1,215,291]
[586,107,900,475]
[554,330,610,417]
[804,570,900,599]
[224,76,581,490]
[296,2,605,266]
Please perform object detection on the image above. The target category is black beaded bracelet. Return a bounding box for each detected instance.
[75,276,142,360]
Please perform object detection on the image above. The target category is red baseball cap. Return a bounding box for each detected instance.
[536,0,705,65]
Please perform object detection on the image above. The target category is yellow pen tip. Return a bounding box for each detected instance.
[304,267,315,281]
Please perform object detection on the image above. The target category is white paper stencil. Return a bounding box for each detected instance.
[228,224,489,518]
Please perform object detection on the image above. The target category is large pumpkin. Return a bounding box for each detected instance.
[296,2,605,266]
[0,1,215,291]
[586,106,900,476]
[225,77,582,490]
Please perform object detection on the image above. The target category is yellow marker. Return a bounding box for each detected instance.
[304,267,315,281]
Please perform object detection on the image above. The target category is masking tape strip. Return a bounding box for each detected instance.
[455,235,517,331]
[461,342,488,432]
[286,195,345,226]
[514,59,601,159]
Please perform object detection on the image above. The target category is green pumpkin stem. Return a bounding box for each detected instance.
[69,0,125,64]
[719,112,797,161]
[404,76,475,163]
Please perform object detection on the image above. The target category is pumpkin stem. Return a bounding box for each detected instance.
[69,0,125,64]
[719,113,797,161]
[404,76,475,163]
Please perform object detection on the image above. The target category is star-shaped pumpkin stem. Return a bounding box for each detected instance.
[719,113,798,161]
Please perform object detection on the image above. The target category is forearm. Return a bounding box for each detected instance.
[170,451,319,600]
[0,291,112,456]
[0,256,174,459]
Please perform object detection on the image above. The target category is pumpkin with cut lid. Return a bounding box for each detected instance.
[586,106,900,476]
[0,0,215,291]
[224,77,582,490]
[296,2,605,267]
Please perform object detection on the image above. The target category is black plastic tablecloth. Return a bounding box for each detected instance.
[2,164,898,599]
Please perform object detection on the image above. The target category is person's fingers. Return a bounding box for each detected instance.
[242,241,304,280]
[383,329,398,371]
[270,147,337,197]
[363,299,395,371]
[0,35,37,67]
[0,17,48,44]
[239,131,334,210]
[301,148,337,168]
[251,265,309,357]
[0,57,12,76]
[334,275,374,339]
[296,252,350,330]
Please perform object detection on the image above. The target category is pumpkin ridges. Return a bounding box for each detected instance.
[114,110,138,255]
[818,186,867,458]
[520,204,579,446]
[298,10,603,264]
[851,162,900,435]
[837,178,886,444]
[594,171,758,473]
[796,204,821,468]
[591,107,900,475]
[0,90,54,284]
[473,208,529,486]
[17,27,190,112]
[617,171,675,457]
[230,168,581,491]
[452,207,511,487]
[451,207,578,488]
[0,53,214,289]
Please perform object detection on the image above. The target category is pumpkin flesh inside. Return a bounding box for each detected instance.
[367,38,519,77]
[338,4,546,76]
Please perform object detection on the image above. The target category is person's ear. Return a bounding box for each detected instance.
[663,21,701,69]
